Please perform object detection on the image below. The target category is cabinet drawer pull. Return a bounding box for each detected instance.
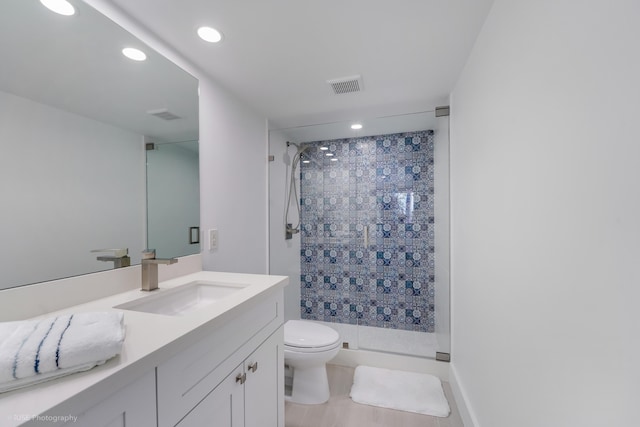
[236,373,246,384]
[248,362,258,372]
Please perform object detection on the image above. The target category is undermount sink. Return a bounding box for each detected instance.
[115,281,247,316]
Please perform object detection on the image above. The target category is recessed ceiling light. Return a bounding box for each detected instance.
[326,153,334,157]
[351,123,363,130]
[40,0,75,16]
[330,158,338,162]
[302,160,310,164]
[320,146,329,151]
[122,48,147,61]
[198,26,223,43]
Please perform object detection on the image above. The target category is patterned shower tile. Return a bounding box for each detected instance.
[300,130,435,332]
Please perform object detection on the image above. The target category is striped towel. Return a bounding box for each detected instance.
[0,312,125,393]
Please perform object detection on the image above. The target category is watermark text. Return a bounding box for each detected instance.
[8,414,78,423]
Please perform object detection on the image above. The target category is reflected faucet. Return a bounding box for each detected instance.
[141,249,178,291]
[92,248,131,269]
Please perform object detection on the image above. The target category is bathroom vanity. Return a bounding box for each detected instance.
[0,269,287,427]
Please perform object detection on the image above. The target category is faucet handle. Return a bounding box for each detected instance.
[141,249,177,265]
[141,249,156,259]
[91,248,129,257]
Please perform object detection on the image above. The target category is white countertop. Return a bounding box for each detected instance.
[0,271,288,426]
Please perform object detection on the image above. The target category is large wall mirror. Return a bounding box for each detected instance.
[0,0,199,291]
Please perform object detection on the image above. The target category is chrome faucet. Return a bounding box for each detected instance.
[92,248,131,269]
[141,249,178,291]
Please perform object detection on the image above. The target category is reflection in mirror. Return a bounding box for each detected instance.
[0,0,198,290]
[146,141,200,259]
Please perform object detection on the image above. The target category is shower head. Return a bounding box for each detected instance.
[286,141,311,153]
[286,141,313,159]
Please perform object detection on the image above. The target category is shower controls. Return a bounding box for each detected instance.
[209,229,218,250]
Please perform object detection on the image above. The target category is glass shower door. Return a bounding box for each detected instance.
[351,131,439,357]
[270,110,450,360]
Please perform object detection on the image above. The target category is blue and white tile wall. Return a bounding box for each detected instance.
[299,130,435,332]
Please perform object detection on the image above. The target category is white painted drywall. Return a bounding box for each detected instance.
[0,89,145,289]
[198,79,269,274]
[449,1,640,426]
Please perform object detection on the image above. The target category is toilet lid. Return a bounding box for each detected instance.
[284,320,340,348]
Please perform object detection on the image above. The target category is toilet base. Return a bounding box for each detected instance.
[286,364,330,404]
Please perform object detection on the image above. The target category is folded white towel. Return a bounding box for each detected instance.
[0,312,125,393]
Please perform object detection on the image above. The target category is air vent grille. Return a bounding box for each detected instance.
[327,75,363,95]
[147,108,181,121]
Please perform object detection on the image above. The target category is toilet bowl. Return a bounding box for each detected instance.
[284,320,341,404]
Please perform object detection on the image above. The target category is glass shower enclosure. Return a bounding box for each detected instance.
[268,111,450,360]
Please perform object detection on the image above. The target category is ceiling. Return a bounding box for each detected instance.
[107,0,494,129]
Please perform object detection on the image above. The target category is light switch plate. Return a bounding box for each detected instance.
[209,229,218,250]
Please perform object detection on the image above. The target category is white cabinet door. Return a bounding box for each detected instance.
[61,371,156,427]
[244,327,284,427]
[174,326,284,427]
[176,365,245,427]
[157,291,283,427]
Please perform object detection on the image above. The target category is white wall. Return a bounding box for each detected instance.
[0,89,145,289]
[86,0,270,275]
[198,79,268,274]
[449,1,640,426]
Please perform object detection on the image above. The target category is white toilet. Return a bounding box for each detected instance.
[284,320,341,404]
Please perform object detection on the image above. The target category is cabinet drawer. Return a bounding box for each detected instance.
[157,291,283,427]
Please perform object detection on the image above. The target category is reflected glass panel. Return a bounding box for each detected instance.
[146,141,200,259]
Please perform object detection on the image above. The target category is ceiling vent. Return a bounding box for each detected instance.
[147,108,181,121]
[327,75,363,95]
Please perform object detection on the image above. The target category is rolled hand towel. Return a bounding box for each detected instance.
[0,312,125,393]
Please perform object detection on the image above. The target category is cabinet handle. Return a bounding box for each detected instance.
[235,373,246,384]
[248,362,258,373]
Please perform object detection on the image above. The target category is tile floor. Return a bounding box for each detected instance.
[285,364,464,427]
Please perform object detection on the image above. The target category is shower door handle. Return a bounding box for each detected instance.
[363,225,369,248]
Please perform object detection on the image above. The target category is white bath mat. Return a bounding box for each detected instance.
[349,365,450,417]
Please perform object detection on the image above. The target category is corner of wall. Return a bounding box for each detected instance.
[449,362,479,427]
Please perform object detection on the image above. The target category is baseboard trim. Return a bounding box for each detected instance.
[331,348,450,381]
[449,363,480,427]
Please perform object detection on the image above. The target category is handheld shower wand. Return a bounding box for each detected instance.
[284,141,310,239]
